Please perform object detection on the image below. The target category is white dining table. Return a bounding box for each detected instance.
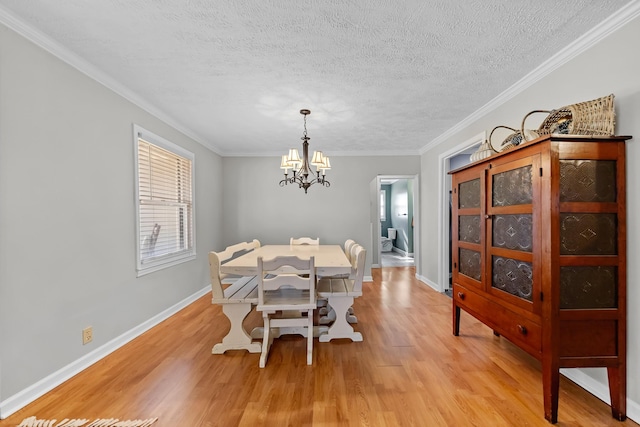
[220,244,352,339]
[220,244,352,277]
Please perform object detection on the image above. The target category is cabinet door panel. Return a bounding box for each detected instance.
[491,165,533,207]
[560,160,616,202]
[459,215,481,244]
[492,214,533,252]
[560,266,617,309]
[459,248,482,281]
[458,178,481,209]
[491,256,533,301]
[560,213,617,255]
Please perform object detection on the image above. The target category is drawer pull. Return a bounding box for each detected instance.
[517,324,528,335]
[457,292,465,300]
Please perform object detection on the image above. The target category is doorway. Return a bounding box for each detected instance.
[370,175,419,273]
[437,132,485,293]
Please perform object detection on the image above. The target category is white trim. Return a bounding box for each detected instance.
[560,369,639,423]
[416,274,439,292]
[437,132,485,293]
[391,247,414,257]
[134,124,196,161]
[0,286,210,419]
[227,150,422,157]
[419,0,640,155]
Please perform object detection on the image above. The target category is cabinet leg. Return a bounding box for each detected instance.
[607,366,627,421]
[542,363,559,424]
[453,305,460,336]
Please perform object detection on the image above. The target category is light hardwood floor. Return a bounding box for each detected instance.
[2,267,638,426]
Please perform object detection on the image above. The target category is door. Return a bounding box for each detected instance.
[485,153,542,316]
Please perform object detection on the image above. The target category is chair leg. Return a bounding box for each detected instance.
[307,310,313,365]
[259,313,272,368]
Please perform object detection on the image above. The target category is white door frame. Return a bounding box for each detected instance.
[437,132,485,292]
[371,174,420,276]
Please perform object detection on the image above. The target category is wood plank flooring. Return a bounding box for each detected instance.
[1,267,638,426]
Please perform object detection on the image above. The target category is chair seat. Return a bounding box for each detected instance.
[257,289,316,312]
[318,277,363,298]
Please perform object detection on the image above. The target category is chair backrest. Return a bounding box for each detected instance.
[344,239,356,262]
[257,256,315,307]
[209,239,261,299]
[290,237,320,245]
[350,245,366,292]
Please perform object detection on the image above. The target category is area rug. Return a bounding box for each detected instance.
[17,416,158,426]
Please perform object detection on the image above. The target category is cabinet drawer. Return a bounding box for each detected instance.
[454,284,542,357]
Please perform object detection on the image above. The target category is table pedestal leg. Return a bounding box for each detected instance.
[212,303,262,354]
[319,296,362,342]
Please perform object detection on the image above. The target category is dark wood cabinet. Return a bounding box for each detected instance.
[450,134,629,423]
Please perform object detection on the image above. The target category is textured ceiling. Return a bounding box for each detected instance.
[0,1,632,155]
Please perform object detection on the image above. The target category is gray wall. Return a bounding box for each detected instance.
[0,24,224,405]
[222,156,421,277]
[419,13,640,417]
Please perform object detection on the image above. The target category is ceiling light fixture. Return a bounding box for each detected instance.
[279,109,331,193]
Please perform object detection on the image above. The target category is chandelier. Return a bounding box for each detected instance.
[279,109,331,193]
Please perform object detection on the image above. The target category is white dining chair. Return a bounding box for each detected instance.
[318,245,366,342]
[318,239,357,316]
[344,239,356,263]
[290,236,320,245]
[209,239,262,354]
[319,244,365,326]
[256,255,317,367]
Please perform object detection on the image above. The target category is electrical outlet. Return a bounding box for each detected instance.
[82,327,93,345]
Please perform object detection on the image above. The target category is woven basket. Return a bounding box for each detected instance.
[520,94,615,143]
[489,125,527,152]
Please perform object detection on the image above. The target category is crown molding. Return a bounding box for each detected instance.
[0,5,223,156]
[223,149,421,157]
[420,0,640,155]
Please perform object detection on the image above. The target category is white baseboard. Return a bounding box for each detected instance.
[560,369,639,423]
[416,274,441,292]
[0,286,210,419]
[391,247,413,257]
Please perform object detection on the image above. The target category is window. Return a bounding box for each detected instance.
[380,189,386,221]
[134,125,195,275]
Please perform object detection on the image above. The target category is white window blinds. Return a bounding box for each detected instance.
[134,126,195,275]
